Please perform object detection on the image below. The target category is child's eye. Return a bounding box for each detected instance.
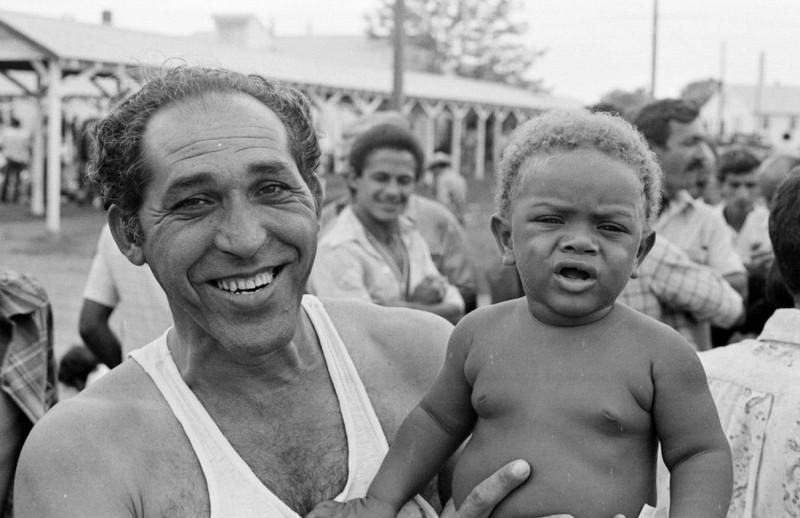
[535,216,562,224]
[599,223,627,233]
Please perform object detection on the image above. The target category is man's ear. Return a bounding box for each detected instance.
[490,213,516,266]
[631,231,656,279]
[308,172,325,216]
[108,205,146,266]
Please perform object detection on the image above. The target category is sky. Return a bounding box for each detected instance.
[2,0,799,104]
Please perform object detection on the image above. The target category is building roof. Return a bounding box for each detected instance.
[0,9,580,111]
[724,83,800,116]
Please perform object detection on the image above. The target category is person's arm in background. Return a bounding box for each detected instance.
[648,238,744,329]
[78,299,122,368]
[706,211,749,302]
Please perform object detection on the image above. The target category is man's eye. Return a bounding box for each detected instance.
[173,197,211,210]
[535,216,561,224]
[257,183,292,198]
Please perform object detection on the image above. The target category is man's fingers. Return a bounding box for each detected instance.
[453,459,531,518]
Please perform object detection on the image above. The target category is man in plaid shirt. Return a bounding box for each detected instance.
[619,235,743,350]
[0,270,57,516]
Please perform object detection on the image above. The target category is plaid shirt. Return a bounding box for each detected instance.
[0,270,57,424]
[620,236,743,351]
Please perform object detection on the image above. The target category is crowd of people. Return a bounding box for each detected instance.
[1,64,800,517]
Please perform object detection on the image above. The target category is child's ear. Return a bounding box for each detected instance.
[490,213,516,266]
[631,231,656,279]
[108,205,146,267]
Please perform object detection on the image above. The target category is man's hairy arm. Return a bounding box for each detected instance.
[14,399,135,517]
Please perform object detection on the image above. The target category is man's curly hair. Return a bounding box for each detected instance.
[88,65,322,244]
[494,109,663,232]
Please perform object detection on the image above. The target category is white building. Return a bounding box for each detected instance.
[702,83,800,151]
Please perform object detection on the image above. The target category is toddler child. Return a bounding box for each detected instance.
[310,110,732,518]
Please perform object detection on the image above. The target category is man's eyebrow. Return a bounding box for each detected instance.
[163,173,216,194]
[246,160,296,176]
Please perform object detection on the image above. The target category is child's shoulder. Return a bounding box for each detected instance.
[455,297,526,331]
[612,302,692,352]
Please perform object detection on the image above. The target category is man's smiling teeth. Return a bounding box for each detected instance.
[215,270,274,293]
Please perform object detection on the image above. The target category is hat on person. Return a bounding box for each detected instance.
[429,151,452,169]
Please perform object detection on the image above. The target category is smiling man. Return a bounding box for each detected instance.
[12,66,527,518]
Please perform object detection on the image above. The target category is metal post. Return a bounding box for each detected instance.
[392,0,405,110]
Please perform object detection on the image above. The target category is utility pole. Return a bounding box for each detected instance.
[650,0,658,98]
[392,0,405,111]
[718,41,726,139]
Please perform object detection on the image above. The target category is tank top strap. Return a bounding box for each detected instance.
[301,295,388,498]
[301,295,438,517]
[130,333,299,517]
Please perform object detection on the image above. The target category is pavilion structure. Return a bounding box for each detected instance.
[0,10,579,232]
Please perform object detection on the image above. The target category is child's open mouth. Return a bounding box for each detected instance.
[557,266,591,281]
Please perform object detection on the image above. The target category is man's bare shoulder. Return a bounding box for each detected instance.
[14,361,172,517]
[317,297,452,393]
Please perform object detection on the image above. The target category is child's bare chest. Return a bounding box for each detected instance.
[467,337,654,434]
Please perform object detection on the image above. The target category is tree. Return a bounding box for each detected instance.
[598,87,652,121]
[681,78,720,109]
[365,0,545,90]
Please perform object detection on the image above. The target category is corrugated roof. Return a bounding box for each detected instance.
[0,9,580,110]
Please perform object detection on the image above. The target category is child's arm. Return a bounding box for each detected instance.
[307,318,478,518]
[365,318,479,510]
[651,336,732,518]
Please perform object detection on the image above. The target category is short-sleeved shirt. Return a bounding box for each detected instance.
[656,190,746,277]
[82,225,173,357]
[309,206,464,310]
[657,309,800,516]
[713,203,772,266]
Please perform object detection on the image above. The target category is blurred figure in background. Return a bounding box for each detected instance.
[634,99,747,349]
[0,117,32,204]
[79,224,173,368]
[320,112,478,313]
[427,151,468,225]
[0,270,57,517]
[310,123,465,323]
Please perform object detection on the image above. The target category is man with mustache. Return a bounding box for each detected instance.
[634,99,747,350]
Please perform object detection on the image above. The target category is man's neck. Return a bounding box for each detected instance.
[168,307,324,395]
[353,206,401,245]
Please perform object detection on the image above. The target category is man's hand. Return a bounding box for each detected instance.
[410,275,447,304]
[439,459,628,518]
[439,460,530,518]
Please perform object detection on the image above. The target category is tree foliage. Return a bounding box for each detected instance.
[365,0,544,90]
[681,78,720,109]
[598,87,653,121]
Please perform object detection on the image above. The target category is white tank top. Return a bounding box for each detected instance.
[130,295,437,518]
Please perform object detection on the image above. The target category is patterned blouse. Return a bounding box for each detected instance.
[700,309,800,517]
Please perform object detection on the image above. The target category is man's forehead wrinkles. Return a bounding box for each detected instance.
[163,134,279,158]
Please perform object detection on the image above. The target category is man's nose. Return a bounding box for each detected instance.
[214,201,266,259]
